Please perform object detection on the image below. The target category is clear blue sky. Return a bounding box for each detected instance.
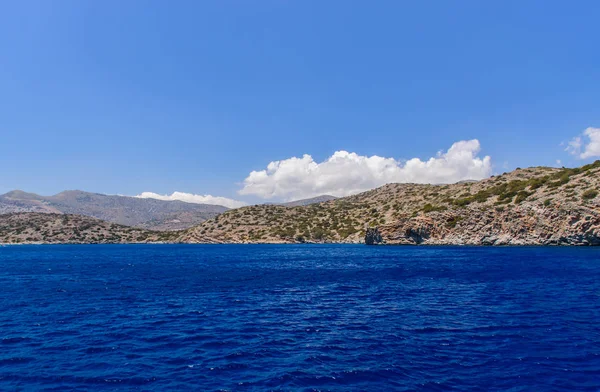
[1,0,599,202]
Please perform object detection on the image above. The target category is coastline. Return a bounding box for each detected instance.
[2,240,598,246]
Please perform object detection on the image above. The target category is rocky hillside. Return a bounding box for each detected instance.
[179,161,600,245]
[0,213,179,244]
[0,190,227,231]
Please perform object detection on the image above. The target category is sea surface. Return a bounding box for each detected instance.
[0,245,599,391]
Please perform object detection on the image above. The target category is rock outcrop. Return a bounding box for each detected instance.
[364,227,383,245]
[368,205,600,246]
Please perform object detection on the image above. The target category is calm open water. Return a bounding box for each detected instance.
[0,244,599,391]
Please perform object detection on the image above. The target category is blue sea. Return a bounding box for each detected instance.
[0,245,599,391]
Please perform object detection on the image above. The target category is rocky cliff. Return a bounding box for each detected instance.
[365,162,600,246]
[367,205,600,246]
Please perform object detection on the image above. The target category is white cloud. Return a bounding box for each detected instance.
[566,127,600,159]
[239,139,492,200]
[136,191,247,209]
[566,136,583,156]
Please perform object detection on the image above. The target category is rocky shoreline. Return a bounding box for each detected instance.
[365,204,600,246]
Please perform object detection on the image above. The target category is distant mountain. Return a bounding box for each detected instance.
[0,190,227,231]
[279,195,338,207]
[262,195,338,207]
[0,213,178,244]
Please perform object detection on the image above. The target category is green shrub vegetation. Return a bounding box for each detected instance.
[582,189,598,200]
[446,216,464,228]
[514,190,533,204]
[422,204,447,213]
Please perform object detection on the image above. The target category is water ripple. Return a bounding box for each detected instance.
[0,244,599,391]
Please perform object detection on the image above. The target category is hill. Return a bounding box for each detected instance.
[0,190,227,231]
[178,161,600,245]
[0,213,178,244]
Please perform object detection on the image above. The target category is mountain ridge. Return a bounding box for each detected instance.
[0,190,227,231]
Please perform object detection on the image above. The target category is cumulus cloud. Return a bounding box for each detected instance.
[566,127,600,159]
[136,192,247,209]
[239,140,492,200]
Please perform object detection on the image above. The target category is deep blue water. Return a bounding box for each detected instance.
[0,245,599,391]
